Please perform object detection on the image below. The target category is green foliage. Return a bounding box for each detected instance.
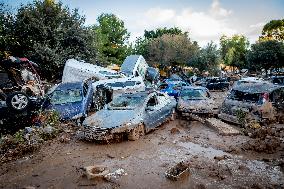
[1,0,96,80]
[90,13,131,66]
[236,109,247,127]
[144,27,185,39]
[188,42,221,75]
[134,27,186,56]
[260,19,284,41]
[220,35,249,70]
[13,129,25,144]
[141,33,199,69]
[247,40,284,74]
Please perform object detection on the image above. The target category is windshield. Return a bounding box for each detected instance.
[180,89,207,100]
[51,89,82,105]
[109,95,144,109]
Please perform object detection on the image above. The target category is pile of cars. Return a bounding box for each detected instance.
[2,55,284,141]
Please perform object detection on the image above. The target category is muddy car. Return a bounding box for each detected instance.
[79,91,176,141]
[219,83,284,125]
[43,80,93,122]
[177,86,219,118]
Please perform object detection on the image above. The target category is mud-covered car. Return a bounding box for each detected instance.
[219,83,284,125]
[177,86,219,118]
[79,91,176,141]
[0,57,44,112]
[43,80,93,122]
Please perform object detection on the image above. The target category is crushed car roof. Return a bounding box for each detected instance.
[232,83,282,93]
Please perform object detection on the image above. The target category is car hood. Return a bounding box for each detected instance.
[178,98,217,110]
[47,102,82,120]
[83,109,140,129]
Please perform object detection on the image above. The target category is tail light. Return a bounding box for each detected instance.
[261,92,269,104]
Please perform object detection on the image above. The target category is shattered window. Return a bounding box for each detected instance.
[109,96,144,109]
[51,89,82,104]
[180,89,207,100]
[228,90,261,103]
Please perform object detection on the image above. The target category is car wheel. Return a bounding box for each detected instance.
[6,92,30,112]
[128,123,145,141]
[170,108,176,121]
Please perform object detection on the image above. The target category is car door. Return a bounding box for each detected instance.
[156,92,172,119]
[144,94,160,128]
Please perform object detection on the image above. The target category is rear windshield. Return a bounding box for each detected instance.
[228,90,261,103]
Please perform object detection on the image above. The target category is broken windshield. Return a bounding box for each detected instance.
[108,95,144,109]
[50,89,82,105]
[180,89,207,100]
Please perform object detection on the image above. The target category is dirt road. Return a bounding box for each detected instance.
[1,118,283,189]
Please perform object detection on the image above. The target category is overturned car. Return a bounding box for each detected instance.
[0,57,44,112]
[78,91,176,141]
[219,83,284,125]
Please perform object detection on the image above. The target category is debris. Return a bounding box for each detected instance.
[84,165,109,180]
[214,155,230,161]
[165,162,190,181]
[170,127,180,134]
[205,118,240,136]
[104,168,127,181]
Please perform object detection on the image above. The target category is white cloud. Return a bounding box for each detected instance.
[210,0,232,17]
[132,0,236,46]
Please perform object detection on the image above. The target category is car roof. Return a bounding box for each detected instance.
[232,83,282,93]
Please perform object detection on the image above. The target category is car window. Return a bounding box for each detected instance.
[147,95,158,107]
[109,95,144,109]
[180,89,207,100]
[157,93,170,105]
[124,81,136,87]
[107,82,124,88]
[228,90,261,103]
[159,83,168,90]
[51,89,82,105]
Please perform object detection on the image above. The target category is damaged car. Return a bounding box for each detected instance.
[43,79,93,123]
[177,86,219,119]
[79,91,176,141]
[219,83,284,125]
[159,80,190,99]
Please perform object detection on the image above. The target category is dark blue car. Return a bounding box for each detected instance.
[44,80,93,122]
[159,80,190,99]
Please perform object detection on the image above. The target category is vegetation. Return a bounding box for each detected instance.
[220,35,250,70]
[1,0,283,80]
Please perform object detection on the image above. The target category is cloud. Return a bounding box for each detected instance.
[210,0,232,17]
[133,0,236,46]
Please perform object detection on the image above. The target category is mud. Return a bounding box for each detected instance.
[0,92,283,188]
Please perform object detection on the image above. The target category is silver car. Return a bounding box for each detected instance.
[79,91,176,141]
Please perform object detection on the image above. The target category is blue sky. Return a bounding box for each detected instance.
[2,0,284,46]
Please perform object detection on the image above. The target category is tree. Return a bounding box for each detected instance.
[220,35,249,70]
[144,27,185,39]
[91,13,131,66]
[133,27,186,56]
[247,40,284,75]
[188,42,221,75]
[259,19,284,42]
[3,0,95,80]
[143,34,199,70]
[0,3,17,59]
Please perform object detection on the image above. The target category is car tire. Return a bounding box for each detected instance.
[6,92,30,112]
[128,123,145,141]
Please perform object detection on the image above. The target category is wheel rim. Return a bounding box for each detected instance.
[11,94,28,110]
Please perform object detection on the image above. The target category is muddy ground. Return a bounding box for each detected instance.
[0,92,284,189]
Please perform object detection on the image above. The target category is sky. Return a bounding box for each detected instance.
[3,0,284,46]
